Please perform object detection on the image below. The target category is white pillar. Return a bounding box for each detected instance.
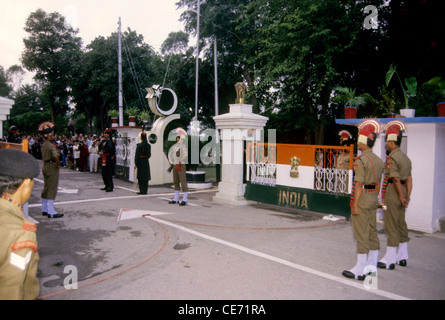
[213,104,268,206]
[0,97,14,139]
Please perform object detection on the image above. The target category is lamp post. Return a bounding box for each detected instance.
[194,0,201,122]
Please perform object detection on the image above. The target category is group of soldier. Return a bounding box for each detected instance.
[341,119,412,281]
[0,118,412,299]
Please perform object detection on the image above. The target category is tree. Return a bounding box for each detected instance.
[0,66,12,97]
[161,31,189,54]
[177,0,258,114]
[21,9,83,124]
[238,0,375,144]
[70,29,164,133]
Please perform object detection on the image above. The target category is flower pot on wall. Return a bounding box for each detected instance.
[437,102,445,117]
[111,117,118,127]
[128,116,136,126]
[386,113,398,118]
[344,106,357,119]
[400,108,415,117]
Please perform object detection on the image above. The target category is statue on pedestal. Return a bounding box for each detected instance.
[235,82,247,104]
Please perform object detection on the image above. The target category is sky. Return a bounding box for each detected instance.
[0,0,186,82]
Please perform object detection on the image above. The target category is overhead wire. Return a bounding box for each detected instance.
[122,36,147,112]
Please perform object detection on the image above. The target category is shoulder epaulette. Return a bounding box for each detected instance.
[22,221,37,233]
[11,240,38,252]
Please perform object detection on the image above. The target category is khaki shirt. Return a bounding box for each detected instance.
[41,140,59,163]
[354,149,384,185]
[385,148,412,181]
[0,198,39,300]
[168,142,188,165]
[336,151,350,170]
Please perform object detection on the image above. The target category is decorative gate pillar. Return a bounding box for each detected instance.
[146,114,180,185]
[213,92,268,206]
[0,97,14,139]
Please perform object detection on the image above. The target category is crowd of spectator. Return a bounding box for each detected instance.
[2,132,106,174]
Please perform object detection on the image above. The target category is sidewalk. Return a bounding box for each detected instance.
[29,164,445,300]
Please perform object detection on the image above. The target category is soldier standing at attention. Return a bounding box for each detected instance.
[168,134,189,206]
[6,125,22,144]
[40,122,63,218]
[0,149,40,299]
[337,130,353,170]
[99,129,115,192]
[134,132,151,195]
[378,121,412,270]
[342,120,383,281]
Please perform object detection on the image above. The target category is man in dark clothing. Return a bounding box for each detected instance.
[6,126,22,144]
[134,132,151,195]
[99,129,115,192]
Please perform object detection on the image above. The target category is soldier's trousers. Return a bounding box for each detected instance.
[41,164,59,200]
[101,165,114,190]
[351,192,380,254]
[172,164,188,192]
[383,184,410,247]
[138,180,148,194]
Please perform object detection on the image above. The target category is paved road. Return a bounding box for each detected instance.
[27,163,445,304]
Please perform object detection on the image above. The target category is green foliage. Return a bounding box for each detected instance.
[108,109,119,117]
[161,31,189,54]
[0,66,12,96]
[376,85,398,115]
[385,64,417,109]
[409,77,445,116]
[6,1,444,142]
[125,106,140,116]
[333,87,374,108]
[423,77,445,99]
[22,9,83,123]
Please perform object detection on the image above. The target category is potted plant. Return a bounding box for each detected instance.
[377,85,398,118]
[385,64,417,117]
[333,86,375,119]
[423,76,445,117]
[125,107,139,126]
[108,109,119,127]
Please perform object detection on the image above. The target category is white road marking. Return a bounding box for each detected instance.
[28,189,217,208]
[33,178,78,194]
[146,216,411,301]
[118,208,173,221]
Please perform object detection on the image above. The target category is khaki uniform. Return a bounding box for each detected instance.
[382,148,412,247]
[168,142,188,192]
[336,151,351,193]
[41,139,60,200]
[0,198,39,300]
[352,149,384,254]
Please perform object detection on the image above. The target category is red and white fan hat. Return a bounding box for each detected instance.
[357,119,381,145]
[338,130,352,142]
[38,121,55,136]
[383,120,406,142]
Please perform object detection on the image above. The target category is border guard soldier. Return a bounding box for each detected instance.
[39,122,63,218]
[168,131,189,206]
[134,132,151,195]
[6,125,22,144]
[0,148,40,299]
[99,129,115,192]
[342,120,383,281]
[378,121,412,270]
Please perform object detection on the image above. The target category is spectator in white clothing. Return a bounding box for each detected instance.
[89,140,100,173]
